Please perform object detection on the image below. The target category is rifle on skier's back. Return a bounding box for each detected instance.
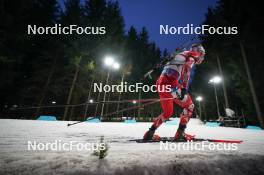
[143,37,196,80]
[143,47,183,79]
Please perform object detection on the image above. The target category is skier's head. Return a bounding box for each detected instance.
[190,43,205,64]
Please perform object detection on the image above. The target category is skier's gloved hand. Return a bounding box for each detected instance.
[171,87,181,99]
[179,88,187,100]
[171,87,187,100]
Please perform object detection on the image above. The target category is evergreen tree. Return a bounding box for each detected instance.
[198,0,264,126]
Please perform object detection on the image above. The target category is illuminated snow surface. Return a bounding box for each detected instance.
[0,119,264,175]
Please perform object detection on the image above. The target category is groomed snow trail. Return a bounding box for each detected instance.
[0,119,264,175]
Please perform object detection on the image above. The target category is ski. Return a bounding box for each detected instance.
[130,137,243,144]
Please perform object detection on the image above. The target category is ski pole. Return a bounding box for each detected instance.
[66,97,175,127]
[67,116,99,127]
[67,100,160,127]
[11,98,164,110]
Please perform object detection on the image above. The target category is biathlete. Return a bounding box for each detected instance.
[143,43,206,141]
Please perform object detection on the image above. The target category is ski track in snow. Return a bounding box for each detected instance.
[0,119,264,175]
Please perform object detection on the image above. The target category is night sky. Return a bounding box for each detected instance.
[118,0,218,52]
[59,0,218,52]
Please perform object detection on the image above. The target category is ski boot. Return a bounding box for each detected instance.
[174,128,195,141]
[143,126,156,140]
[183,133,195,141]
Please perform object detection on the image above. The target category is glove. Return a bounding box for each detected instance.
[171,87,187,100]
[171,87,181,99]
[179,88,187,100]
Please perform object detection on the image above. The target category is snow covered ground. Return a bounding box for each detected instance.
[0,118,264,175]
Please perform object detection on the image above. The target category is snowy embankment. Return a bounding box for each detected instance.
[0,119,264,175]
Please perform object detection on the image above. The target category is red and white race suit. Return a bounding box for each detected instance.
[151,50,201,135]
